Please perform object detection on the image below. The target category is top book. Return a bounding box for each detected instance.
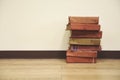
[69,16,99,24]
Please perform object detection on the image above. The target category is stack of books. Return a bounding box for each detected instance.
[66,16,102,63]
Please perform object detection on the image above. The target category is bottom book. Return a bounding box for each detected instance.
[66,57,96,63]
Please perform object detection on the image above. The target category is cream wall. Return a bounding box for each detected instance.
[0,0,120,50]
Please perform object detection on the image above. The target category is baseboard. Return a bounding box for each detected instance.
[0,51,66,59]
[0,50,120,59]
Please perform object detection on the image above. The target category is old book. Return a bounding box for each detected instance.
[66,50,97,58]
[66,57,96,63]
[71,31,102,38]
[67,23,100,31]
[70,45,101,51]
[69,16,99,24]
[69,38,100,45]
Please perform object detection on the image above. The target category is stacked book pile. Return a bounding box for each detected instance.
[66,16,102,63]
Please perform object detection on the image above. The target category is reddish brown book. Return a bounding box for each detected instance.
[71,31,102,38]
[69,16,99,24]
[66,50,97,58]
[67,23,100,31]
[70,45,101,51]
[66,57,96,63]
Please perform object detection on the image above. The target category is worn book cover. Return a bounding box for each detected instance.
[66,50,97,58]
[71,31,102,38]
[69,38,100,45]
[70,45,101,51]
[66,57,96,63]
[67,23,100,31]
[69,16,99,24]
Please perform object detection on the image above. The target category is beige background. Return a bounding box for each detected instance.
[0,0,120,50]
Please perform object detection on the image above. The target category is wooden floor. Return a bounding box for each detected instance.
[0,59,120,80]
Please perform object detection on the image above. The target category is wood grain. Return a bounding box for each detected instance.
[0,59,120,80]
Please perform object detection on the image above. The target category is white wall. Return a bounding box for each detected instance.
[0,0,120,50]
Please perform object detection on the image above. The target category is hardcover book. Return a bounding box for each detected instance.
[69,16,99,24]
[69,38,100,45]
[70,45,101,51]
[66,57,96,63]
[71,31,102,38]
[66,50,97,57]
[67,23,100,31]
[65,16,102,63]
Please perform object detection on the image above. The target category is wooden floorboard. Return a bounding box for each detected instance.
[0,59,120,80]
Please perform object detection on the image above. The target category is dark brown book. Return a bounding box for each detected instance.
[66,57,96,63]
[69,16,99,24]
[67,23,100,31]
[66,50,97,58]
[70,45,101,51]
[71,31,102,38]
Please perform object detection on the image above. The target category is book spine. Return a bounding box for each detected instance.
[70,45,101,51]
[66,57,96,63]
[67,23,100,31]
[69,38,100,45]
[66,50,97,57]
[71,31,102,38]
[69,16,99,24]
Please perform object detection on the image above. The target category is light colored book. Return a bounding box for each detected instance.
[69,38,100,45]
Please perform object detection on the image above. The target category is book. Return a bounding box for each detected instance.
[69,16,99,24]
[71,31,102,38]
[70,45,101,51]
[66,57,96,63]
[67,23,100,31]
[69,38,100,45]
[66,50,97,57]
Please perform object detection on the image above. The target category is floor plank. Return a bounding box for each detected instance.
[0,59,120,80]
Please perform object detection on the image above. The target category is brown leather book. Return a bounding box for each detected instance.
[66,57,96,63]
[67,23,100,31]
[69,38,100,45]
[66,50,97,58]
[69,16,99,24]
[71,31,102,38]
[70,45,101,51]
